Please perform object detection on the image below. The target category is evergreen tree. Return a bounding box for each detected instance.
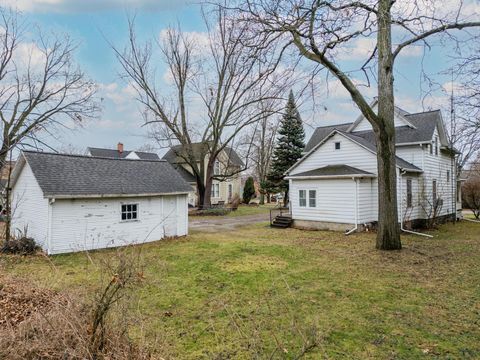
[243,176,256,204]
[269,91,305,205]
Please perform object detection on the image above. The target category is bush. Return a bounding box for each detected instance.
[190,208,232,216]
[1,236,39,255]
[243,177,255,204]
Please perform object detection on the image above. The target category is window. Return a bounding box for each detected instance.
[121,204,138,221]
[432,180,437,203]
[211,183,220,198]
[214,160,220,175]
[335,142,341,150]
[447,170,450,183]
[430,143,433,155]
[228,184,233,200]
[406,179,412,208]
[435,136,439,156]
[299,190,306,207]
[309,190,316,207]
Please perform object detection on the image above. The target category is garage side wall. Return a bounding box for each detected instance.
[49,194,188,255]
[10,163,49,251]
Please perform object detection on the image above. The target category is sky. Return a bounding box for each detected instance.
[2,0,479,156]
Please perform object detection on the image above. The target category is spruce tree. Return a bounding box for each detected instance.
[269,91,305,205]
[243,176,256,204]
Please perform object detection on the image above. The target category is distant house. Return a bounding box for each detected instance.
[163,142,244,206]
[285,101,462,231]
[10,151,192,254]
[87,142,160,160]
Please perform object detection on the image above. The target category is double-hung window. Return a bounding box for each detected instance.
[309,190,317,207]
[121,204,138,221]
[212,183,220,198]
[214,160,220,175]
[432,180,437,203]
[299,190,307,207]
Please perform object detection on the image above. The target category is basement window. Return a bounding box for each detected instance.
[121,204,138,221]
[335,142,341,150]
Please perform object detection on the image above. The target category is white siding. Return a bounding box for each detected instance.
[352,110,412,132]
[290,179,355,224]
[292,133,378,175]
[10,163,50,250]
[49,194,188,255]
[358,178,377,223]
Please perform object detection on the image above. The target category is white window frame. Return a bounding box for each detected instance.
[214,159,220,175]
[299,190,307,207]
[308,190,317,207]
[121,203,139,222]
[211,183,220,198]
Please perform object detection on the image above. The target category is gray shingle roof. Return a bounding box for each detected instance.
[171,164,196,183]
[88,147,160,160]
[304,123,351,152]
[21,151,192,198]
[162,142,244,167]
[288,165,375,178]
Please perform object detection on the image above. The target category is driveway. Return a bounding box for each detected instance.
[189,213,270,232]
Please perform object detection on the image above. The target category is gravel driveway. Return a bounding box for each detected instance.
[189,213,270,232]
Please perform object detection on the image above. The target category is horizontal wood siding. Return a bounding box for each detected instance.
[49,194,188,255]
[290,179,355,224]
[292,133,378,175]
[10,163,49,251]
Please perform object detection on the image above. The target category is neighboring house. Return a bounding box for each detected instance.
[286,101,462,231]
[10,151,192,254]
[87,142,160,160]
[163,142,243,206]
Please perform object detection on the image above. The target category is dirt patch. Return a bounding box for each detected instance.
[220,255,288,272]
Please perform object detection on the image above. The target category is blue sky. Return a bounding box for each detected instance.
[4,0,476,155]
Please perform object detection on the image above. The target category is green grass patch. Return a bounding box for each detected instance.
[1,221,480,358]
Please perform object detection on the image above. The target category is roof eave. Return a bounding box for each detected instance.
[285,174,376,180]
[44,191,192,199]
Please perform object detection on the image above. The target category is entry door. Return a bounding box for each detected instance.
[163,196,177,237]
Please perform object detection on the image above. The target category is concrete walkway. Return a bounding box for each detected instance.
[189,213,270,232]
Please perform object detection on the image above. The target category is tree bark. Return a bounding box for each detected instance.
[375,0,401,250]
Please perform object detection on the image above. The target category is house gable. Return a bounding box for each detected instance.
[347,101,417,132]
[289,131,379,176]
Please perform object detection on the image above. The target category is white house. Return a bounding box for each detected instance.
[285,102,462,232]
[10,151,192,254]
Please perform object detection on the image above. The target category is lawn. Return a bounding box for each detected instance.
[1,221,480,359]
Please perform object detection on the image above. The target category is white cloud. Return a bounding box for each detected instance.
[1,0,188,13]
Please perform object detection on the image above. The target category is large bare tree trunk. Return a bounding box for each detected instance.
[375,0,401,250]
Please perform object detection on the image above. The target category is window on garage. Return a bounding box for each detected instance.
[121,204,138,221]
[299,190,306,207]
[335,142,341,150]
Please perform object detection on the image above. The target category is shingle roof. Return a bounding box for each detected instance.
[288,165,375,178]
[171,164,196,183]
[304,123,351,152]
[88,147,160,160]
[162,142,244,167]
[20,151,192,198]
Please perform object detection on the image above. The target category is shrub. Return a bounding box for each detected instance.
[243,177,255,204]
[190,208,232,216]
[1,236,39,255]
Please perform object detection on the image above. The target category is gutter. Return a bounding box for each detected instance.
[399,170,433,238]
[345,178,359,235]
[44,191,191,199]
[285,174,375,180]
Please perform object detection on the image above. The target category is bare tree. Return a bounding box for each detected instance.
[229,0,480,250]
[114,5,292,208]
[0,8,98,172]
[248,99,280,204]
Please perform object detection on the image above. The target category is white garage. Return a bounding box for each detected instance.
[10,151,192,254]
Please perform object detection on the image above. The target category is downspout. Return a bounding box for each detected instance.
[399,169,433,238]
[47,197,55,255]
[345,178,358,235]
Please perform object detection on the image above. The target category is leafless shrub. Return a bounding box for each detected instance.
[462,176,480,219]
